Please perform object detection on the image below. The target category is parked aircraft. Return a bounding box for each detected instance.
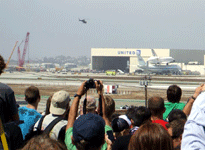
[147,49,175,65]
[117,69,125,75]
[137,53,181,75]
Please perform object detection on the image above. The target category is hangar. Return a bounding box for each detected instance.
[91,48,205,73]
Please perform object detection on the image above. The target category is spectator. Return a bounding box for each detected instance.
[0,55,19,123]
[111,113,121,121]
[163,85,185,120]
[65,80,113,150]
[111,115,131,150]
[21,134,67,150]
[0,55,23,150]
[148,96,168,130]
[18,86,42,140]
[78,95,97,115]
[129,106,151,135]
[111,115,131,138]
[104,95,115,122]
[72,113,106,150]
[41,95,52,116]
[78,94,114,149]
[168,109,187,123]
[181,84,205,149]
[166,119,186,149]
[34,90,70,143]
[128,122,173,150]
[183,84,204,116]
[126,106,137,129]
[112,107,151,150]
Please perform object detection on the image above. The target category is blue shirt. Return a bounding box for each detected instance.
[181,92,205,150]
[18,106,42,140]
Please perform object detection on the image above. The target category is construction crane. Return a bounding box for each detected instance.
[6,41,18,68]
[18,32,30,68]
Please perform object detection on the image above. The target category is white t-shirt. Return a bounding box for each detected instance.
[34,114,67,140]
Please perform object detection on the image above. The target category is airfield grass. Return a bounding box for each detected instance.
[9,84,191,102]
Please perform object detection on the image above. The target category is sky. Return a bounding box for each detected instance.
[0,0,204,60]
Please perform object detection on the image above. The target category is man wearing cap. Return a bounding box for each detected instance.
[65,80,113,150]
[34,90,70,142]
[78,95,97,116]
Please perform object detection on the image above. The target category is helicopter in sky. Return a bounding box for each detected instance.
[79,19,87,24]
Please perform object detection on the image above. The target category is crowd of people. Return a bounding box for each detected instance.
[0,54,205,150]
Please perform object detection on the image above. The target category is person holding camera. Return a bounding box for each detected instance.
[65,79,113,150]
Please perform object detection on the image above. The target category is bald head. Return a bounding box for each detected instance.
[148,96,165,116]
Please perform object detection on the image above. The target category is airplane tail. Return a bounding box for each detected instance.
[151,49,157,57]
[136,53,146,66]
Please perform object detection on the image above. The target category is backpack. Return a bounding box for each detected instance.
[24,116,63,143]
[0,121,24,150]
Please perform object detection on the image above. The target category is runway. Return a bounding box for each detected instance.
[1,71,201,91]
[1,71,201,112]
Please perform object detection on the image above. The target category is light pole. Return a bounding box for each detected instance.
[140,75,151,107]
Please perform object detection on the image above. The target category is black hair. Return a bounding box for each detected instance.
[132,106,151,127]
[168,109,187,123]
[167,85,182,103]
[111,118,130,132]
[0,55,6,75]
[126,105,138,120]
[166,119,186,139]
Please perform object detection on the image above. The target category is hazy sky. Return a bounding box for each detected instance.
[0,0,204,60]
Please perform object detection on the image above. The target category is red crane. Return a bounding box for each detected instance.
[18,32,30,67]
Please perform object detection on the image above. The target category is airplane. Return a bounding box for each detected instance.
[79,19,87,24]
[117,69,125,75]
[136,52,181,75]
[147,49,175,65]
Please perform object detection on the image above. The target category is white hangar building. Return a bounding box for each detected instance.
[91,48,205,73]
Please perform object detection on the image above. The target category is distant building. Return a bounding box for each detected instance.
[41,63,55,69]
[64,63,77,69]
[91,48,205,73]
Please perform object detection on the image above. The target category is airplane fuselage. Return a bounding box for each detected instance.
[148,57,175,64]
[138,64,181,74]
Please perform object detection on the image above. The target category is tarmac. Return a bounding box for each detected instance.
[1,71,196,112]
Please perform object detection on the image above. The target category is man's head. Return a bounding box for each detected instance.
[166,119,186,148]
[167,85,182,103]
[0,55,6,75]
[79,95,96,115]
[126,106,137,121]
[111,115,131,132]
[168,109,187,123]
[25,86,40,104]
[104,96,115,121]
[131,106,151,127]
[22,134,67,150]
[72,113,105,150]
[148,96,165,117]
[50,90,70,115]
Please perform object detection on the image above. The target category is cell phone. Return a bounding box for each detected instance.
[107,130,115,142]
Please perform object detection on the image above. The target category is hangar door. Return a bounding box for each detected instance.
[92,56,129,72]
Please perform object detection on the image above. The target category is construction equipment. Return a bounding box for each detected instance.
[6,41,18,68]
[18,32,30,67]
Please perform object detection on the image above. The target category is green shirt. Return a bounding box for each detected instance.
[163,102,186,120]
[65,125,113,150]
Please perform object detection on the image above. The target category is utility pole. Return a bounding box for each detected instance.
[140,75,151,107]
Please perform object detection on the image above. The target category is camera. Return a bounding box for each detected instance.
[85,78,99,89]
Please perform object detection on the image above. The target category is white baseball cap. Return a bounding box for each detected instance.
[50,90,70,115]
